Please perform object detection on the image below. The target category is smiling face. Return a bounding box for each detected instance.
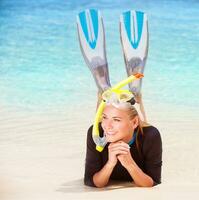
[101,104,138,143]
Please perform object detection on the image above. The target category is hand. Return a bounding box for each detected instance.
[116,142,134,169]
[107,141,130,167]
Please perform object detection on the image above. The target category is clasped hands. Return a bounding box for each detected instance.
[107,140,135,169]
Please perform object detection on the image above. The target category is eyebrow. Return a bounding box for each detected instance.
[102,113,122,119]
[113,117,122,119]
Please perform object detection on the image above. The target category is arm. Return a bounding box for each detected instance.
[84,126,119,187]
[93,142,130,187]
[93,161,115,188]
[118,128,162,187]
[117,142,154,187]
[142,127,162,185]
[84,126,103,187]
[124,158,154,187]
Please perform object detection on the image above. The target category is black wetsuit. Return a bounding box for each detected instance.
[84,124,162,187]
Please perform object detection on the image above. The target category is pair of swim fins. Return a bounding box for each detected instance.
[76,9,148,98]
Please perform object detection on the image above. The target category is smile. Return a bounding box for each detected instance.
[105,131,117,136]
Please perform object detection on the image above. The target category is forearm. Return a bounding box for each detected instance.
[126,162,154,187]
[93,162,115,188]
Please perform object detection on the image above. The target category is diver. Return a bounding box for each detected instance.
[77,9,162,187]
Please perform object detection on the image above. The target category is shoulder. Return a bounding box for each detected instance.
[87,125,93,137]
[86,125,94,145]
[87,124,104,138]
[142,125,161,140]
[141,125,162,150]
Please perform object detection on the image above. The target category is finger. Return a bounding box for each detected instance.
[110,149,128,155]
[117,154,127,159]
[109,142,130,149]
[109,146,130,154]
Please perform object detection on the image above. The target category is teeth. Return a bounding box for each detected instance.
[106,131,115,135]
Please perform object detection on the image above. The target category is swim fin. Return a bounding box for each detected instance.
[120,10,149,96]
[77,9,111,93]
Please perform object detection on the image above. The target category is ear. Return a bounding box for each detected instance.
[131,116,139,129]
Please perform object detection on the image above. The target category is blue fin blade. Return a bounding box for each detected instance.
[123,11,144,49]
[78,9,99,49]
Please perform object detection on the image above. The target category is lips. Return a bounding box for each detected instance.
[105,131,116,136]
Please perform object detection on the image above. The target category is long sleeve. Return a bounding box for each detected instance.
[84,125,103,187]
[142,126,162,185]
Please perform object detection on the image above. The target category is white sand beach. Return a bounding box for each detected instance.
[1,0,199,199]
[0,103,199,200]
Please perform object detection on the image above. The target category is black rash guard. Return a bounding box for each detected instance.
[84,124,162,187]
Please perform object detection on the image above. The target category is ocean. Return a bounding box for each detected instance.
[0,2,199,199]
[0,0,199,110]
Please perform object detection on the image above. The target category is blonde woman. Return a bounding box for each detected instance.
[84,96,162,188]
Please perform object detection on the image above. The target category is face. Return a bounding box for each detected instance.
[101,105,138,143]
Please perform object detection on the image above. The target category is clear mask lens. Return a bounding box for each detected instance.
[102,89,134,104]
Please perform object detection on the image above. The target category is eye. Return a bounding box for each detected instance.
[102,115,107,120]
[114,118,121,122]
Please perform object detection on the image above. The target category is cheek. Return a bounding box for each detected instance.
[118,123,132,133]
[115,123,128,132]
[101,120,110,131]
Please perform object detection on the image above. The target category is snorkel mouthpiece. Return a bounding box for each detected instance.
[92,73,144,152]
[93,136,107,152]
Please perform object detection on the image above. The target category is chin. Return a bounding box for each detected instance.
[106,136,119,143]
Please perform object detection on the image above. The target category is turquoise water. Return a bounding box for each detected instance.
[0,0,199,109]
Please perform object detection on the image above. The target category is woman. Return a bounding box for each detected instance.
[84,96,162,188]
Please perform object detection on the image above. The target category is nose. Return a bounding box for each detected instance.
[105,119,113,130]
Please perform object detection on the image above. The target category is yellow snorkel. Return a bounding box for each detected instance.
[92,73,144,152]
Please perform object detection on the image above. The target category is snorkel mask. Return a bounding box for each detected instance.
[92,73,144,152]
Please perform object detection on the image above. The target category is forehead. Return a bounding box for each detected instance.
[103,105,128,117]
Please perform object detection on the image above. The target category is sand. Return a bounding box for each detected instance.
[0,103,199,200]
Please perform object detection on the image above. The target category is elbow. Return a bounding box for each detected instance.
[146,179,154,187]
[94,183,106,188]
[84,176,107,188]
[146,178,154,187]
[137,182,153,188]
[93,175,108,188]
[135,177,154,188]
